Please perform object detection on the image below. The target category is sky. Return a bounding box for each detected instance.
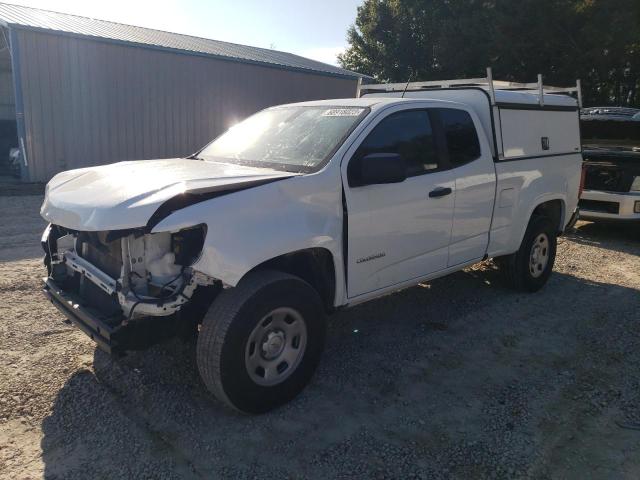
[2,0,363,66]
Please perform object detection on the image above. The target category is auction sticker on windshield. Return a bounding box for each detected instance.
[321,108,363,117]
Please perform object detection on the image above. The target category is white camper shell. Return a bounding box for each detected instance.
[359,69,582,162]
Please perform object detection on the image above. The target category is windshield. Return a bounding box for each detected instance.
[198,106,368,172]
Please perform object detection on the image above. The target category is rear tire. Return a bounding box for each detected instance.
[196,270,326,414]
[496,215,557,292]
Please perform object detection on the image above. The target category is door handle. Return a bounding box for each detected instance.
[429,187,452,198]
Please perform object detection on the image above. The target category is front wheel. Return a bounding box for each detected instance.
[495,215,557,292]
[196,270,326,414]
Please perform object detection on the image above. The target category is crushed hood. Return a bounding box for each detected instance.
[41,158,295,231]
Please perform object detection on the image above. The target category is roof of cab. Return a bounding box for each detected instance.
[275,97,457,109]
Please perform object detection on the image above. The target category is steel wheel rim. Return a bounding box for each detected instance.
[245,307,307,386]
[529,233,550,278]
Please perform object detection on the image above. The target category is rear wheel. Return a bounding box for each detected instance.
[196,270,326,413]
[496,215,557,292]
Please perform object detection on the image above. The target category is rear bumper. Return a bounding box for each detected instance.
[579,190,640,221]
[42,277,120,354]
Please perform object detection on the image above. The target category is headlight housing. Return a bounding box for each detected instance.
[171,224,207,266]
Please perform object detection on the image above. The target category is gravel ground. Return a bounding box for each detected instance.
[1,194,639,479]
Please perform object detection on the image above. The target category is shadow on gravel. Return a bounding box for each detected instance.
[569,220,640,254]
[40,266,640,479]
[0,194,46,262]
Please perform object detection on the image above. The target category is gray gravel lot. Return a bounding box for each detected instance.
[1,194,639,479]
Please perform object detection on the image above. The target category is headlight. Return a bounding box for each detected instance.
[631,176,640,192]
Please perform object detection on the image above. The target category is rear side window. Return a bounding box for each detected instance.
[352,110,439,178]
[436,108,481,166]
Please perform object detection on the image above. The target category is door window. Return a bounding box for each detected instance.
[349,110,439,185]
[435,108,481,166]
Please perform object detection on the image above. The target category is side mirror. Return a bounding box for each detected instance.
[356,153,407,186]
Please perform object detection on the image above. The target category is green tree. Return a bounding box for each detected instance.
[338,0,640,106]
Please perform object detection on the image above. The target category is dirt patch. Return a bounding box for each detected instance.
[1,196,640,479]
[0,182,45,197]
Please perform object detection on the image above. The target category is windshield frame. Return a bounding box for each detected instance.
[193,105,371,174]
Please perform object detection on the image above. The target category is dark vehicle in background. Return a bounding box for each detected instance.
[579,107,640,221]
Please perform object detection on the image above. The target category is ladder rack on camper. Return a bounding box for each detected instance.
[356,67,582,108]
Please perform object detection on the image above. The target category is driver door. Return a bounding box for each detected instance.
[342,106,455,298]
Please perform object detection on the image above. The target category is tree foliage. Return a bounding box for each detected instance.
[338,0,640,106]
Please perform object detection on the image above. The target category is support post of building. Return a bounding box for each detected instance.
[7,26,29,182]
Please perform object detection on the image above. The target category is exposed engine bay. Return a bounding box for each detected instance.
[42,223,217,328]
[582,152,640,193]
[38,158,299,354]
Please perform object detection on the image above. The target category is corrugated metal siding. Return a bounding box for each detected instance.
[0,2,359,79]
[0,71,15,120]
[14,29,358,182]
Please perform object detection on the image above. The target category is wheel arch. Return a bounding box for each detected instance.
[500,196,566,256]
[513,196,566,252]
[243,247,337,312]
[490,194,567,259]
[531,198,565,233]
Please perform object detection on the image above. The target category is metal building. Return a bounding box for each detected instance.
[0,3,361,183]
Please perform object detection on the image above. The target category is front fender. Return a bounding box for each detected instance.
[151,173,345,298]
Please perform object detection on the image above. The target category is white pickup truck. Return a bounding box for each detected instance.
[41,74,582,413]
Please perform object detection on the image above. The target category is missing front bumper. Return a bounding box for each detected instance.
[43,277,120,354]
[43,277,188,354]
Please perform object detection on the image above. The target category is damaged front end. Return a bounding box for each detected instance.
[42,223,220,354]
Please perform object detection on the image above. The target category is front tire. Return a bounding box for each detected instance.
[496,215,557,292]
[196,270,326,414]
